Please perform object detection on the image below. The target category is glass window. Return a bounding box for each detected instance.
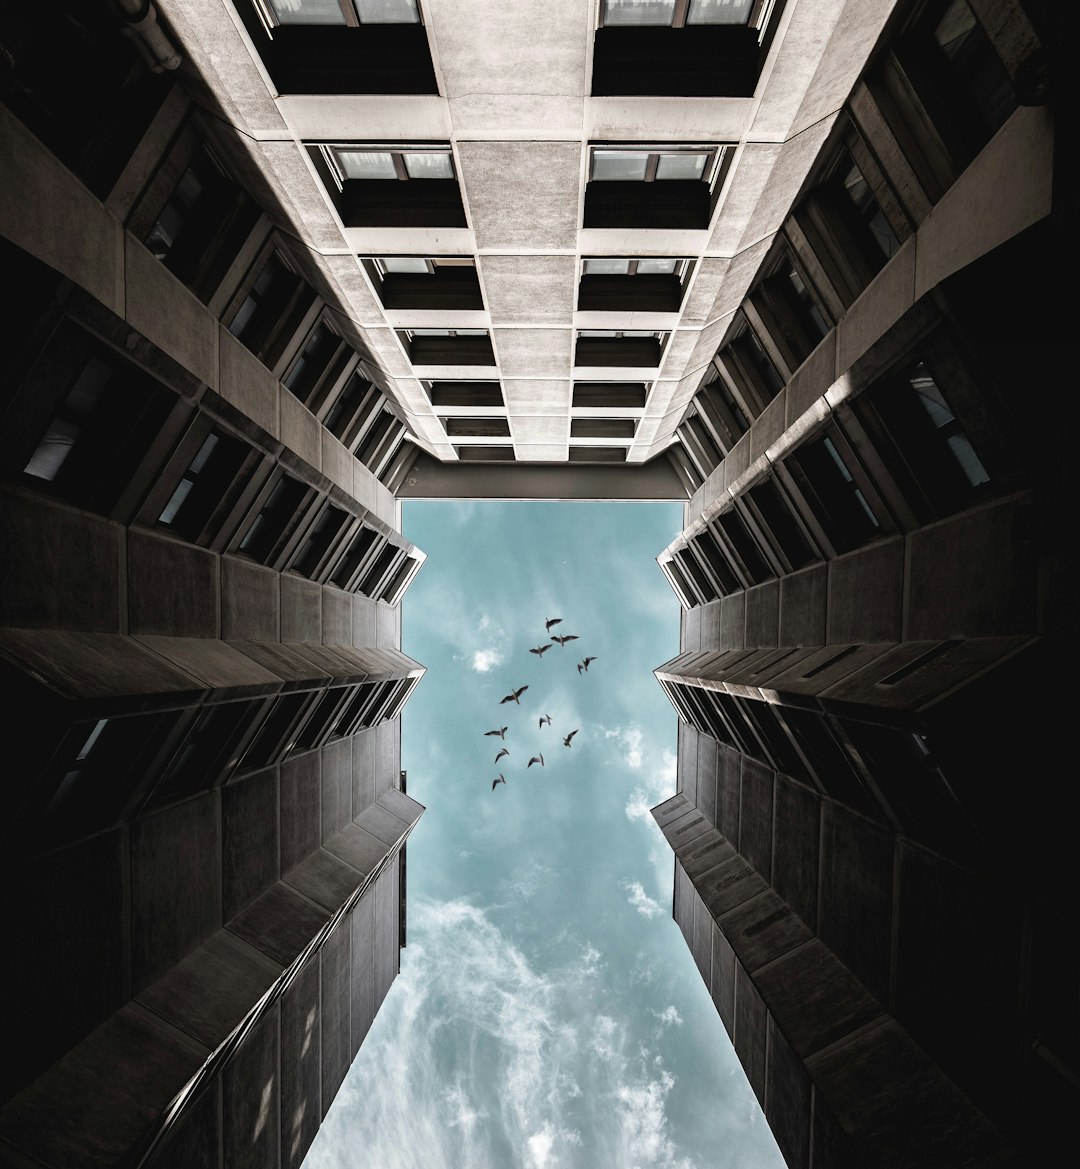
[267,0,347,23]
[228,252,298,348]
[839,156,900,260]
[159,429,249,542]
[355,0,420,22]
[337,150,398,180]
[603,0,677,24]
[910,363,989,487]
[687,0,754,23]
[239,474,309,564]
[379,256,431,274]
[283,321,340,403]
[786,432,882,553]
[591,151,650,181]
[24,358,112,484]
[932,0,1014,134]
[636,258,678,274]
[402,152,454,179]
[324,369,375,439]
[655,152,707,181]
[292,504,349,578]
[584,258,632,274]
[784,262,829,339]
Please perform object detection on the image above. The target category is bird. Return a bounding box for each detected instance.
[527,754,545,768]
[492,774,506,790]
[577,656,597,674]
[563,730,578,747]
[539,714,551,728]
[494,747,509,763]
[485,727,508,739]
[530,644,552,658]
[545,617,562,631]
[552,634,578,646]
[500,685,528,704]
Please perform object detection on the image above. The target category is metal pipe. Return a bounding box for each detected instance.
[114,0,181,72]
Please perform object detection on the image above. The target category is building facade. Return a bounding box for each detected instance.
[0,0,1069,1166]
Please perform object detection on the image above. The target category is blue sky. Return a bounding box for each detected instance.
[303,501,785,1169]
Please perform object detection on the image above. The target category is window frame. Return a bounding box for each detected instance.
[321,143,456,190]
[252,0,424,33]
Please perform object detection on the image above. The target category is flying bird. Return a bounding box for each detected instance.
[530,644,552,658]
[492,774,506,790]
[552,634,579,646]
[539,714,552,728]
[494,747,510,763]
[484,727,508,739]
[500,685,528,704]
[527,754,545,768]
[563,730,578,747]
[577,656,598,674]
[544,618,562,631]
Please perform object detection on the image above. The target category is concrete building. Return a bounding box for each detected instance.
[0,0,1068,1167]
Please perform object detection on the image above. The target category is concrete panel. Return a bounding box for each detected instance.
[127,530,218,638]
[284,848,363,913]
[373,860,399,1010]
[322,586,352,647]
[819,804,894,1004]
[320,927,351,1119]
[683,605,702,653]
[0,1003,206,1169]
[281,751,320,873]
[136,930,282,1050]
[137,635,280,694]
[681,257,733,326]
[280,392,321,471]
[350,891,376,1057]
[511,416,570,444]
[321,431,354,496]
[0,105,123,313]
[376,599,400,649]
[280,575,322,644]
[5,831,125,1103]
[697,734,719,828]
[678,720,699,806]
[826,538,903,645]
[697,854,768,920]
[494,328,573,378]
[692,892,713,984]
[710,921,736,1038]
[321,737,353,841]
[218,327,280,437]
[733,961,767,1105]
[754,939,883,1061]
[717,742,742,841]
[906,500,1038,639]
[149,1078,220,1169]
[720,591,746,651]
[375,718,400,791]
[836,237,916,376]
[0,495,120,632]
[785,330,837,428]
[720,888,813,975]
[227,882,331,967]
[480,255,577,324]
[749,391,789,466]
[913,107,1053,300]
[355,802,409,849]
[700,599,723,650]
[125,240,217,389]
[353,594,378,649]
[222,556,279,641]
[353,726,377,815]
[456,141,582,251]
[131,794,222,991]
[779,563,828,647]
[738,757,775,880]
[773,776,821,930]
[766,1017,812,1169]
[325,822,388,877]
[255,141,345,253]
[744,580,780,648]
[704,235,770,320]
[223,1006,280,1169]
[680,833,735,882]
[502,379,569,411]
[222,769,280,920]
[281,961,321,1169]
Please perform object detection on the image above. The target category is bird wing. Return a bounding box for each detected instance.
[546,618,562,629]
[484,729,501,736]
[577,663,583,673]
[563,634,579,642]
[527,757,538,767]
[500,694,514,703]
[492,778,499,789]
[495,748,509,761]
[568,729,578,741]
[515,685,529,698]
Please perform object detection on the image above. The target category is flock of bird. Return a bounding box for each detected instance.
[486,617,597,792]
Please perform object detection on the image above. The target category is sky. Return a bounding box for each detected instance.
[303,501,786,1169]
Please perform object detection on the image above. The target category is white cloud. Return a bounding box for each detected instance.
[305,899,702,1169]
[624,882,663,919]
[471,647,504,672]
[653,1005,683,1028]
[604,725,645,770]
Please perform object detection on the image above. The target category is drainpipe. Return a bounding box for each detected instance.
[114,0,181,72]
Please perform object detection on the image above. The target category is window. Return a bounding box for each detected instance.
[158,429,251,543]
[581,257,689,277]
[238,473,312,564]
[255,0,420,27]
[237,692,317,774]
[836,154,900,262]
[751,252,831,373]
[599,0,755,26]
[590,146,721,184]
[718,311,784,412]
[404,330,496,368]
[359,543,404,597]
[783,430,886,554]
[18,326,172,516]
[929,0,1014,138]
[227,249,311,366]
[283,319,350,406]
[291,503,350,579]
[323,369,379,441]
[323,145,454,186]
[575,331,667,368]
[331,525,380,589]
[375,256,473,276]
[442,418,512,438]
[746,477,818,571]
[698,367,750,448]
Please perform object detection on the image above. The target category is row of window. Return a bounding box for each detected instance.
[2,312,420,601]
[671,0,1020,490]
[661,338,1006,608]
[660,676,981,862]
[19,673,418,851]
